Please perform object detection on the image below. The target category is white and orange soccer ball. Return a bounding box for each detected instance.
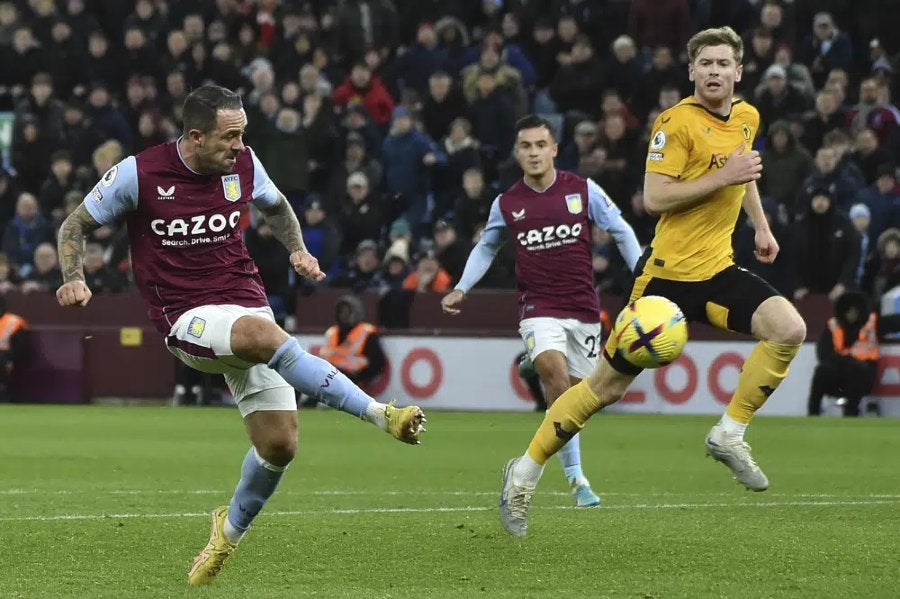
[612,295,688,369]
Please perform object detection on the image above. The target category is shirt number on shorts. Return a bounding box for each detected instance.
[583,335,598,358]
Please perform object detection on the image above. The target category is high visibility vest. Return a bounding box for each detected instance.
[319,323,377,373]
[0,313,26,352]
[828,313,879,361]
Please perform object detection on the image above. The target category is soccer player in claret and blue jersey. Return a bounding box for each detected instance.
[55,85,426,585]
[441,115,642,507]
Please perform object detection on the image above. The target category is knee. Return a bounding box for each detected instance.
[770,313,807,345]
[257,435,297,467]
[543,373,571,404]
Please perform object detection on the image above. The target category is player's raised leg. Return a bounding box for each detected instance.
[189,406,296,585]
[232,315,426,444]
[706,296,805,491]
[500,355,636,535]
[532,350,600,507]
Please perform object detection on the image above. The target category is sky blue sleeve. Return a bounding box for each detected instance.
[249,147,280,208]
[586,178,642,271]
[455,197,507,293]
[83,156,138,225]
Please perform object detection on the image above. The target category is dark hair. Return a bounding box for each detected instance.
[514,114,556,140]
[181,85,243,134]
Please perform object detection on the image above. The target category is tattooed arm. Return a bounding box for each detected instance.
[258,193,325,281]
[56,203,102,306]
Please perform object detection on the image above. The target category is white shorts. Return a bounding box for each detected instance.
[165,304,295,417]
[518,317,602,379]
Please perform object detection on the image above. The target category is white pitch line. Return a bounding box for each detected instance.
[3,488,900,499]
[3,498,900,523]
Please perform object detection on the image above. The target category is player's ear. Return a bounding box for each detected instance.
[187,128,204,146]
[688,63,695,82]
[734,64,743,82]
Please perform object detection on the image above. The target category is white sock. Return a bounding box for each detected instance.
[364,400,386,429]
[716,413,748,440]
[512,453,544,487]
[223,518,246,544]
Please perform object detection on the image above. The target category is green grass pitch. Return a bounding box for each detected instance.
[1,405,899,598]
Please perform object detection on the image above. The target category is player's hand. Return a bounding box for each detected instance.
[56,281,93,307]
[722,143,762,185]
[290,250,326,282]
[753,229,779,264]
[441,289,466,315]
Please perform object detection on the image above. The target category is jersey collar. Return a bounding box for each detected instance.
[175,136,203,175]
[523,168,557,193]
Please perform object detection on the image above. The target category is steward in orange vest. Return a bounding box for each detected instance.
[0,295,28,402]
[317,295,386,386]
[808,291,900,417]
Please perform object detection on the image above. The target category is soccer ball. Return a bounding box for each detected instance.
[612,295,688,369]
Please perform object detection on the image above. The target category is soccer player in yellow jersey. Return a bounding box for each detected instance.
[498,26,807,536]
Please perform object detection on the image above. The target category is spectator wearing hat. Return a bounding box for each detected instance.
[378,238,412,292]
[403,249,452,293]
[433,219,470,285]
[798,12,854,89]
[331,239,383,292]
[760,120,814,219]
[339,172,387,259]
[857,164,900,240]
[317,294,386,391]
[792,188,860,302]
[382,106,446,238]
[849,203,877,292]
[300,197,341,274]
[331,63,396,127]
[753,64,813,133]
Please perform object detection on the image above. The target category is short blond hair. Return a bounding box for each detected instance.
[687,26,743,64]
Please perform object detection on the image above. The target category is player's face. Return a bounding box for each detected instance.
[197,109,247,174]
[514,126,557,179]
[689,45,742,106]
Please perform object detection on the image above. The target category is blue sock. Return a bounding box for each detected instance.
[268,337,373,418]
[558,433,586,485]
[226,447,287,541]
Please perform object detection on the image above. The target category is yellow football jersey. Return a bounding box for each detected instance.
[644,97,760,281]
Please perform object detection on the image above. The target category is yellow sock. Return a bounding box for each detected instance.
[726,341,800,423]
[526,379,603,465]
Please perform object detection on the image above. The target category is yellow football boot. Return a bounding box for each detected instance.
[384,400,426,444]
[188,506,237,586]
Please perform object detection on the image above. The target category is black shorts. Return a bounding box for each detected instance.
[604,250,780,375]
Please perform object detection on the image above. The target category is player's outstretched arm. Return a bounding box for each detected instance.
[644,143,762,214]
[259,193,325,281]
[56,203,102,307]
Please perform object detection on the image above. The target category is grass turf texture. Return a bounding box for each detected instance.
[1,405,899,598]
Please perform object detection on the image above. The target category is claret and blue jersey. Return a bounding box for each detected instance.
[83,140,282,333]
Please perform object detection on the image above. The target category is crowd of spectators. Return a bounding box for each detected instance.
[1,0,899,325]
